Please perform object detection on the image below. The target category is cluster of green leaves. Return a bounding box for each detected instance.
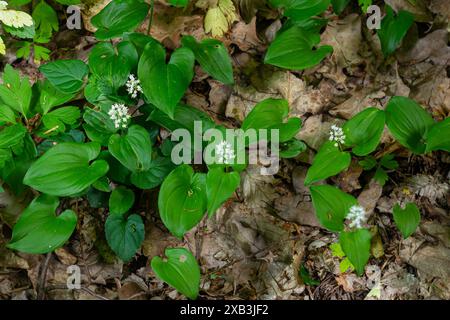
[0,0,308,300]
[2,0,447,299]
[306,96,448,275]
[1,0,80,63]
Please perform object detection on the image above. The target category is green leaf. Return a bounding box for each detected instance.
[168,0,189,7]
[269,0,331,21]
[265,26,333,70]
[44,106,81,126]
[91,0,149,40]
[109,186,135,215]
[343,107,385,156]
[373,167,389,185]
[385,96,434,154]
[130,156,175,189]
[138,41,195,118]
[39,60,89,94]
[425,117,450,153]
[280,139,307,158]
[158,165,207,238]
[340,229,372,276]
[38,80,76,114]
[88,41,138,92]
[241,98,301,143]
[181,36,234,85]
[0,104,16,123]
[32,0,59,42]
[0,124,27,149]
[108,125,152,172]
[358,0,372,12]
[393,203,420,239]
[379,154,398,170]
[310,185,357,232]
[105,213,144,262]
[339,257,354,273]
[7,195,77,254]
[0,64,32,117]
[33,45,50,62]
[304,141,351,185]
[151,247,200,300]
[359,156,377,170]
[206,168,240,217]
[3,24,35,39]
[330,242,345,258]
[331,0,350,14]
[23,142,109,197]
[377,6,414,57]
[83,107,118,145]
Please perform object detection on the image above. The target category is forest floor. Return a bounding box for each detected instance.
[0,0,449,300]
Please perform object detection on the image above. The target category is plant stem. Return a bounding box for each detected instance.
[147,0,155,35]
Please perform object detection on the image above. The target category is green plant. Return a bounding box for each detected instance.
[1,0,81,63]
[1,0,448,300]
[306,97,449,275]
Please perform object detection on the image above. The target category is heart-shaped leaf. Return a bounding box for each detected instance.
[39,60,89,94]
[108,125,152,172]
[305,141,351,185]
[88,41,138,93]
[377,6,414,57]
[151,247,200,300]
[130,156,175,189]
[310,185,357,232]
[158,165,207,238]
[426,117,450,153]
[265,25,333,70]
[109,186,135,215]
[105,213,144,262]
[206,168,240,217]
[385,96,435,154]
[393,203,421,239]
[339,229,372,276]
[138,41,195,118]
[343,107,385,156]
[242,98,301,143]
[7,195,77,254]
[91,0,149,40]
[23,142,109,197]
[181,36,234,85]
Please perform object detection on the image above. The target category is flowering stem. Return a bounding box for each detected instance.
[147,0,155,35]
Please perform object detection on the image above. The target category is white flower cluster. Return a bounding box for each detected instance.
[329,124,346,147]
[108,103,131,128]
[125,74,143,99]
[346,205,367,229]
[215,141,236,164]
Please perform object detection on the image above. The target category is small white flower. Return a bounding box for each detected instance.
[179,255,187,263]
[108,103,131,129]
[346,205,367,229]
[125,74,143,99]
[329,124,346,147]
[215,141,236,164]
